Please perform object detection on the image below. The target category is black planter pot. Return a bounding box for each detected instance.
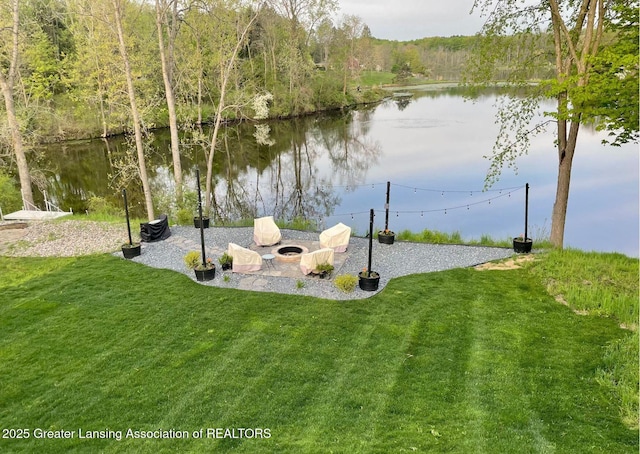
[513,238,533,253]
[358,272,380,291]
[194,216,210,229]
[121,243,141,259]
[221,263,232,271]
[378,231,395,245]
[194,266,216,281]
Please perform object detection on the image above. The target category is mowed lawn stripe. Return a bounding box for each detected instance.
[0,255,636,453]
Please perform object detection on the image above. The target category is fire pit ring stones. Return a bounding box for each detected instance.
[271,244,309,262]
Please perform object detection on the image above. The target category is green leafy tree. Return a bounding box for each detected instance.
[467,0,639,248]
[0,0,34,208]
[112,0,155,220]
[580,1,639,146]
[0,170,22,213]
[155,0,184,201]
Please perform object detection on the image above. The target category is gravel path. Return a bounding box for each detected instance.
[0,221,515,300]
[0,220,132,257]
[124,226,515,300]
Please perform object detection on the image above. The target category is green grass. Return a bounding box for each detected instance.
[359,71,396,87]
[394,227,555,249]
[0,254,637,453]
[525,249,639,428]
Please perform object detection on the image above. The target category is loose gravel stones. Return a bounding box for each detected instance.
[0,220,131,257]
[1,221,515,300]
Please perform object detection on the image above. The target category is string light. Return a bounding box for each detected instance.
[391,182,523,194]
[321,185,524,220]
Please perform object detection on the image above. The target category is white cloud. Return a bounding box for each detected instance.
[336,0,485,40]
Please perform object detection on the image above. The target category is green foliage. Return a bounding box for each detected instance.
[316,262,334,274]
[276,216,318,231]
[0,171,22,214]
[183,251,201,269]
[218,252,233,267]
[396,228,464,244]
[581,3,639,145]
[175,208,192,226]
[334,273,358,293]
[87,196,123,218]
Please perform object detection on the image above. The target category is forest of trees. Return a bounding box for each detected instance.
[0,0,553,146]
[1,0,635,223]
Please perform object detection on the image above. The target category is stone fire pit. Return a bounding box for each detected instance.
[271,244,309,262]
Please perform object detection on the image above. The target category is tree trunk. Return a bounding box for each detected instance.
[550,119,580,249]
[113,0,155,221]
[156,0,183,202]
[0,0,33,209]
[0,80,33,209]
[204,6,261,212]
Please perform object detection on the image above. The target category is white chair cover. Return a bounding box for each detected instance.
[319,222,351,252]
[228,242,262,272]
[300,248,335,275]
[253,216,282,246]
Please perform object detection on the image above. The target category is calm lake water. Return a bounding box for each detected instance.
[35,88,639,256]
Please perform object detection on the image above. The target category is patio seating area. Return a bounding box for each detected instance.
[124,225,515,300]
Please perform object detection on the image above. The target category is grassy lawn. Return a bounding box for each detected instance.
[0,254,637,453]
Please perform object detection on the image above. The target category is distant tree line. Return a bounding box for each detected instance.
[1,0,562,146]
[1,0,635,222]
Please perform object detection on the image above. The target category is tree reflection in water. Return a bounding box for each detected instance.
[205,112,381,227]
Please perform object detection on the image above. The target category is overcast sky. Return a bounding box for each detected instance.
[335,1,486,41]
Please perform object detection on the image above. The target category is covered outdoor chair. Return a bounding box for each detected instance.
[319,222,351,252]
[227,242,262,273]
[140,214,171,242]
[300,248,335,275]
[253,216,282,246]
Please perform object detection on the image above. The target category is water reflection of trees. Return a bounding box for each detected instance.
[319,109,381,189]
[394,97,412,110]
[33,107,381,224]
[185,111,382,226]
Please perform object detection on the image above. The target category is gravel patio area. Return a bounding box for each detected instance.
[0,220,516,300]
[124,226,516,300]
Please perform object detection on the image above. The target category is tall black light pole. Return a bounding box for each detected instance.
[122,189,133,245]
[524,183,529,240]
[367,208,374,277]
[384,181,390,232]
[196,169,207,268]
